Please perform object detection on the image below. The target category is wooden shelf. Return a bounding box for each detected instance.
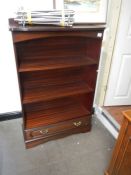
[21,68,86,89]
[23,81,93,104]
[19,57,97,72]
[24,98,90,129]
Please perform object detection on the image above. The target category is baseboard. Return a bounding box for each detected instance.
[94,105,118,139]
[101,111,120,132]
[0,111,22,121]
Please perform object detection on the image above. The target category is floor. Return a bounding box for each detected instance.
[103,106,131,126]
[0,116,115,175]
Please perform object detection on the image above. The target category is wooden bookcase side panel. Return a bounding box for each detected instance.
[73,92,95,112]
[86,37,103,61]
[83,65,98,89]
[12,42,27,126]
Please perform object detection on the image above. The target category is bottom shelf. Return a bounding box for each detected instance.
[24,116,91,149]
[24,98,90,129]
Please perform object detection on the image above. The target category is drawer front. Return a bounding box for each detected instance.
[25,116,91,140]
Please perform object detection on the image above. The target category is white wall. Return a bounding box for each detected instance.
[0,0,53,114]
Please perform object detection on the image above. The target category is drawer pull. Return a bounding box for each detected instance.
[73,121,82,127]
[40,129,49,134]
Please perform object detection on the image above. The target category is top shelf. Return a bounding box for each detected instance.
[19,56,97,72]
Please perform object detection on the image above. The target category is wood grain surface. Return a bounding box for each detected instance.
[10,18,104,148]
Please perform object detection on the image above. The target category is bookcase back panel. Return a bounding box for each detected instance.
[20,68,86,89]
[17,36,86,61]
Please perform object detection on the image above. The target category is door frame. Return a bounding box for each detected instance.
[94,0,122,106]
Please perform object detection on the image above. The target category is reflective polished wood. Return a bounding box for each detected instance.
[9,18,105,148]
[105,110,131,175]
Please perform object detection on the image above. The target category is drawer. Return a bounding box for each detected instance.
[25,116,91,140]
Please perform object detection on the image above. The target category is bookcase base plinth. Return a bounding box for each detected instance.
[25,124,91,149]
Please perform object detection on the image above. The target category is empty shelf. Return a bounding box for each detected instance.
[23,81,93,104]
[25,98,90,128]
[19,57,97,72]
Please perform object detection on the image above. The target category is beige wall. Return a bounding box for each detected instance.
[94,0,122,106]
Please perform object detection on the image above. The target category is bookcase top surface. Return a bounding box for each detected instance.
[9,18,106,32]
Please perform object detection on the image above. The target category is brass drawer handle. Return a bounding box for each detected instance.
[40,129,49,134]
[73,121,82,127]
